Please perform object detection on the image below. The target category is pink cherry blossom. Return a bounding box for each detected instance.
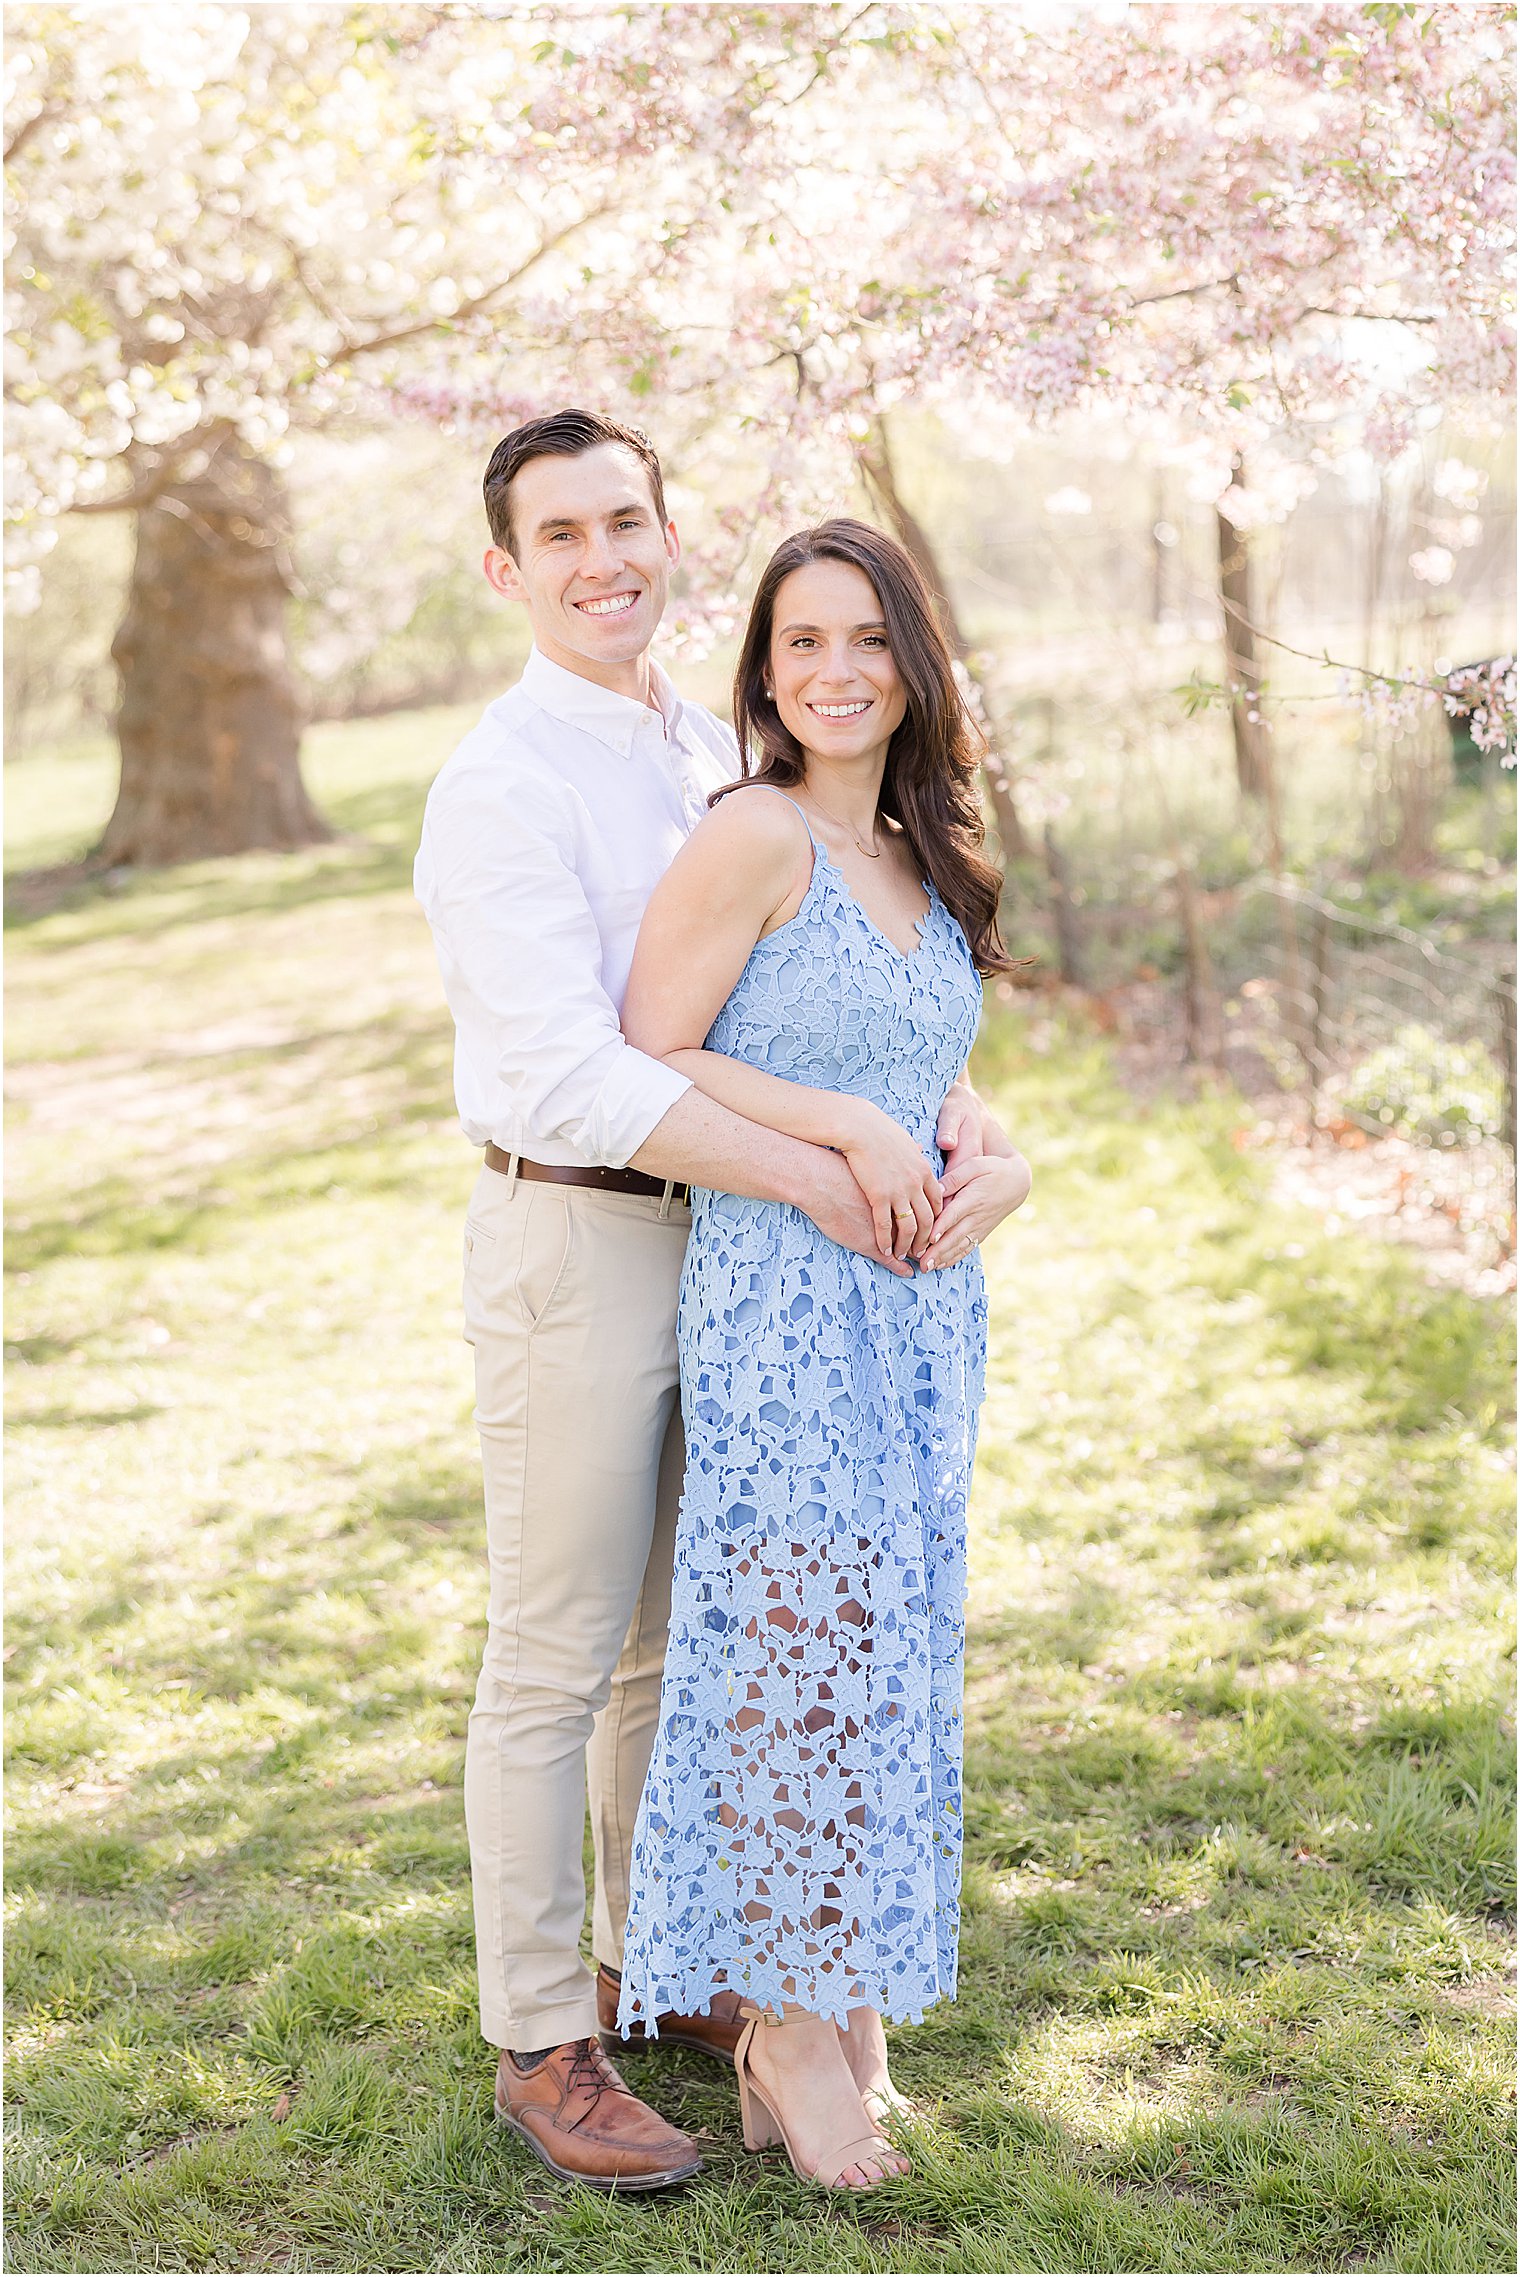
[5,3,1512,758]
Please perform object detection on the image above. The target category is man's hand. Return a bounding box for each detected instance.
[920,1150,1032,1271]
[834,1098,942,1261]
[797,1151,914,1278]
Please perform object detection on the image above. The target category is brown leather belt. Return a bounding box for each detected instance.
[484,1143,689,1206]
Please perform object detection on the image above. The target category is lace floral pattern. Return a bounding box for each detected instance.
[618,836,987,2030]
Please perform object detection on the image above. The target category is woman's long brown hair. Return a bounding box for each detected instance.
[723,518,1012,975]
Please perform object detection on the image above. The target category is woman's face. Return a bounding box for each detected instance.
[768,558,907,767]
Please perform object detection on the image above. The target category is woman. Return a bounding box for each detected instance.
[616,519,1030,2190]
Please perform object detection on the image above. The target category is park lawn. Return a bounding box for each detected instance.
[4,716,1515,2277]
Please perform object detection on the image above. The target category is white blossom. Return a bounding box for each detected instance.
[1409,546,1455,585]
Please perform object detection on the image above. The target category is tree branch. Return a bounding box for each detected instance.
[1129,277,1442,324]
[1299,304,1442,325]
[1216,589,1500,698]
[1131,274,1240,308]
[4,105,59,166]
[324,204,617,367]
[65,462,183,517]
[764,3,881,112]
[257,227,358,352]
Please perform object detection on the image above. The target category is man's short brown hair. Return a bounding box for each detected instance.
[482,409,668,557]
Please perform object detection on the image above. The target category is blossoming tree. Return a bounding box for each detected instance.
[666,1,1515,781]
[7,2,1513,864]
[404,1,1515,829]
[4,1,837,861]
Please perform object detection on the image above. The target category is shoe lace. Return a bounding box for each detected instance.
[566,2037,620,2105]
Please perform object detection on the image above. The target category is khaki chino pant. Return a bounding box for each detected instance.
[460,1156,691,2052]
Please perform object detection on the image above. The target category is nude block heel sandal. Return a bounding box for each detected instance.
[734,2004,900,2191]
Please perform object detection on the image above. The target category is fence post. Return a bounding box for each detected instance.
[1174,861,1220,1067]
[1493,967,1517,1192]
[1269,883,1311,1078]
[1307,904,1333,1114]
[1043,823,1088,988]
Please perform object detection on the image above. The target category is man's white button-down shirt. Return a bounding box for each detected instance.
[414,646,738,1168]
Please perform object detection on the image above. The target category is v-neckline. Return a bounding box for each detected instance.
[811,841,933,965]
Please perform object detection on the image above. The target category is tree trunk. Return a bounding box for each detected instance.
[1043,823,1088,988]
[855,420,1031,862]
[96,436,329,866]
[1215,458,1271,802]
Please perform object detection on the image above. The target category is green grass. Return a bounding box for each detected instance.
[5,721,1515,2274]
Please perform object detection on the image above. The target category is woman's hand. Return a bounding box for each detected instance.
[937,1079,1021,1175]
[834,1099,943,1262]
[935,1080,985,1175]
[919,1150,1032,1270]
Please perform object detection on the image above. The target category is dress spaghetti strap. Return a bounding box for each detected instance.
[730,779,817,843]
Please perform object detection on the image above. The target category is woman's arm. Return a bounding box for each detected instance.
[624,791,941,1257]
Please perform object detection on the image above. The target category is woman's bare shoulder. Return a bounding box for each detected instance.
[685,781,812,869]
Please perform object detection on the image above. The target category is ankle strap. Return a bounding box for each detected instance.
[739,2000,815,2025]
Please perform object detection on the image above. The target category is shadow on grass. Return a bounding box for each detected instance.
[964,1580,1515,1922]
[6,919,1515,2269]
[5,1425,478,1687]
[5,1019,455,1276]
[5,1852,1512,2275]
[6,1431,1514,2270]
[5,838,415,944]
[1252,1259,1508,1432]
[5,777,429,943]
[7,1404,169,1433]
[970,1580,1127,1675]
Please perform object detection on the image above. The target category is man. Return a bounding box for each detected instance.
[415,409,1002,2192]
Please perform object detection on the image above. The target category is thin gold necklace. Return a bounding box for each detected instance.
[801,792,883,859]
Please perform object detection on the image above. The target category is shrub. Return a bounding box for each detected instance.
[1338,1024,1506,1146]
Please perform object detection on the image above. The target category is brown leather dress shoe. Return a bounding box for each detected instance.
[494,2038,703,2193]
[596,1965,748,2061]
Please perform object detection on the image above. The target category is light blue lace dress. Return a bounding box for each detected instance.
[617,798,987,2030]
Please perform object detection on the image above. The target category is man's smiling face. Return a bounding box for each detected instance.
[486,441,680,690]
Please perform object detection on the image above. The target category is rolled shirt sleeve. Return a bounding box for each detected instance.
[416,771,690,1168]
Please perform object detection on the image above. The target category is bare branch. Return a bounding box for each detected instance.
[324,204,617,368]
[1131,274,1240,308]
[764,4,881,112]
[1299,304,1441,325]
[1216,589,1492,699]
[1130,275,1442,325]
[253,226,359,352]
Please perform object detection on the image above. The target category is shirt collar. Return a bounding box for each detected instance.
[520,645,683,759]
